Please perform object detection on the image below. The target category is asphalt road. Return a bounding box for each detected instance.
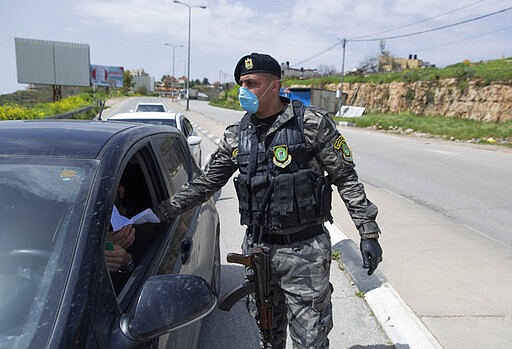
[103,97,512,348]
[173,99,512,248]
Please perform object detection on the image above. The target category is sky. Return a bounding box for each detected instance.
[1,0,511,95]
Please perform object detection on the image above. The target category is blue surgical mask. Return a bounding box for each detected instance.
[238,87,259,114]
[238,81,275,114]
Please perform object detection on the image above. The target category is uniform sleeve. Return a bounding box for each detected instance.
[157,124,239,219]
[304,110,381,237]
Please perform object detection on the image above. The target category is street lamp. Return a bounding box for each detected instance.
[173,0,207,111]
[164,43,183,97]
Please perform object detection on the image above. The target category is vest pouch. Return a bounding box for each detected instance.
[270,173,297,229]
[294,169,317,224]
[315,175,333,221]
[250,175,269,215]
[233,174,250,225]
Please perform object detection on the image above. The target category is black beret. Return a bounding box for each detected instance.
[234,53,281,85]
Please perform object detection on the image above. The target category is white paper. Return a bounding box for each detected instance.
[110,205,160,232]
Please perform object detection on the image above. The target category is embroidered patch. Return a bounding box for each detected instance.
[333,135,353,162]
[232,147,239,158]
[245,57,253,70]
[272,145,292,168]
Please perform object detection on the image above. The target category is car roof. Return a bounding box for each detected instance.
[0,119,179,159]
[109,112,180,120]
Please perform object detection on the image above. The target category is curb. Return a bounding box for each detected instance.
[325,222,443,349]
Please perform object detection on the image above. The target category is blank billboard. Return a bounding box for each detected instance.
[15,38,90,87]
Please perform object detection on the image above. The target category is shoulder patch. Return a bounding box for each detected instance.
[333,135,353,162]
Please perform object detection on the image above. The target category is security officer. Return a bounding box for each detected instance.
[155,53,383,349]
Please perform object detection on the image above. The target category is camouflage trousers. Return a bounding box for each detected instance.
[243,227,333,349]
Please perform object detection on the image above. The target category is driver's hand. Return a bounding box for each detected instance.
[109,225,135,249]
[105,245,131,272]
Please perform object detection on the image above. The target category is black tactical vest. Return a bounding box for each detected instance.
[233,100,332,234]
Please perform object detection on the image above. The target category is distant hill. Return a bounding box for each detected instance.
[283,58,512,87]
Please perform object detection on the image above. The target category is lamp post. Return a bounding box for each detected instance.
[173,0,207,111]
[164,43,183,97]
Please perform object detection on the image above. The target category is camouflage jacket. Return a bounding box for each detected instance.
[157,102,380,237]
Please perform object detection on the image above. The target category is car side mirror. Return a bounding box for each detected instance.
[187,135,202,147]
[120,274,215,341]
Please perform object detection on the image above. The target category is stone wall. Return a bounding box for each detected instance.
[327,79,512,122]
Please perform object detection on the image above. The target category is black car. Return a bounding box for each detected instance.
[0,120,220,348]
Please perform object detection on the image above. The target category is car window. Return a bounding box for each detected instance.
[152,136,190,192]
[135,104,165,112]
[181,117,194,138]
[0,158,95,347]
[105,149,171,302]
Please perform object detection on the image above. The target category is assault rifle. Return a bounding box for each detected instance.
[218,247,273,344]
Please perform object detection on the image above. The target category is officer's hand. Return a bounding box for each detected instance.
[153,200,174,222]
[360,238,382,276]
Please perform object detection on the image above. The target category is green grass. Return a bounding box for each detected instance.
[335,112,512,147]
[0,93,100,120]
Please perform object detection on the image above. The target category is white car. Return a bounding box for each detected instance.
[130,102,167,113]
[108,112,202,167]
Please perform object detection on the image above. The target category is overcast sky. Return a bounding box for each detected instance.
[1,0,511,95]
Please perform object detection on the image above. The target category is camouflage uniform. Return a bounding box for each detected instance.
[157,100,380,348]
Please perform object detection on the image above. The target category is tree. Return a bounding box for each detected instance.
[202,77,210,85]
[359,56,379,73]
[317,65,337,77]
[122,71,134,93]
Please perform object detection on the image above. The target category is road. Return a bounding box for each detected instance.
[173,99,512,248]
[104,97,512,348]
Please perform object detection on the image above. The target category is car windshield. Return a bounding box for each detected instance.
[0,158,95,348]
[135,104,165,112]
[116,118,177,127]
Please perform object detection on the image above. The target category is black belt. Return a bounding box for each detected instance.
[262,225,324,245]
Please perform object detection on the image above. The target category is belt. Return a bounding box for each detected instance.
[262,224,324,245]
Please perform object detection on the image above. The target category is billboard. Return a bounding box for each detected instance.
[15,38,90,87]
[90,65,124,88]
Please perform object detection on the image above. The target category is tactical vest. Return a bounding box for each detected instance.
[233,100,333,234]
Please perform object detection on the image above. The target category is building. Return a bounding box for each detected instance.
[378,54,425,72]
[280,62,317,79]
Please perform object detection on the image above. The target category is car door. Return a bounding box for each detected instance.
[88,138,184,348]
[150,133,208,349]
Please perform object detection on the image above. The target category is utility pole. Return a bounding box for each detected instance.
[337,38,347,116]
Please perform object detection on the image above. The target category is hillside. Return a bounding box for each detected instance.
[284,58,512,122]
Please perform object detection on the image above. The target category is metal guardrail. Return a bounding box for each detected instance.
[45,105,95,119]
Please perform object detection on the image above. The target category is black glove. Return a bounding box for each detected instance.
[360,238,382,276]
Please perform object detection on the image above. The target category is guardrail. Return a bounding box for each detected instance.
[45,105,95,119]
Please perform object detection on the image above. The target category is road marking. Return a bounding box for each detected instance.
[426,149,457,156]
[381,188,415,203]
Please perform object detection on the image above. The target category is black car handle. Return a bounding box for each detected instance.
[180,238,193,264]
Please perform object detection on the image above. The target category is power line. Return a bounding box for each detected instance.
[349,6,512,42]
[291,5,512,68]
[351,0,489,40]
[409,25,512,54]
[291,42,341,67]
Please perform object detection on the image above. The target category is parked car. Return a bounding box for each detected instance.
[0,120,220,349]
[130,102,167,113]
[108,112,202,167]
